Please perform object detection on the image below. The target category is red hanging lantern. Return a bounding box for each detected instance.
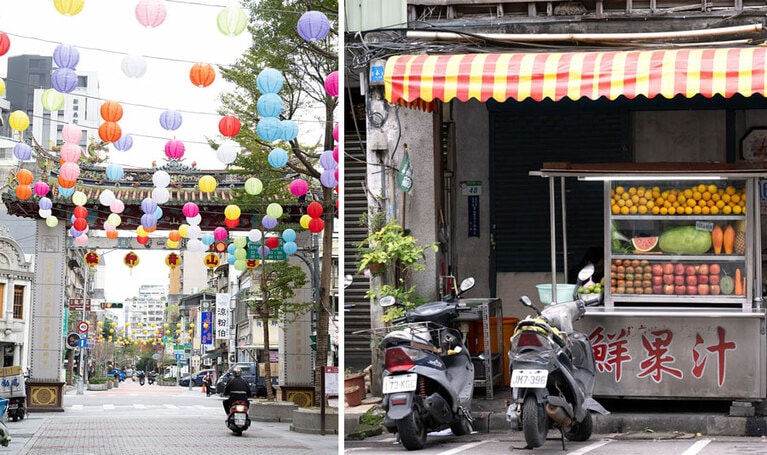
[14,184,31,200]
[98,122,122,143]
[124,251,140,271]
[308,217,325,233]
[218,115,241,137]
[0,32,10,57]
[190,62,215,88]
[73,206,88,218]
[100,100,123,122]
[136,235,149,245]
[265,236,279,249]
[85,251,100,268]
[73,218,87,231]
[307,201,323,218]
[224,217,240,228]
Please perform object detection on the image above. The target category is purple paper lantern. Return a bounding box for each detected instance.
[324,71,339,97]
[38,197,52,210]
[320,169,337,188]
[159,109,183,131]
[297,10,330,42]
[51,68,78,94]
[257,246,271,258]
[319,150,337,169]
[141,213,157,229]
[140,197,158,214]
[262,215,278,230]
[114,133,134,151]
[164,139,185,160]
[53,43,80,69]
[13,143,32,160]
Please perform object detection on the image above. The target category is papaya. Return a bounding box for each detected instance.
[711,225,723,255]
[723,225,735,255]
[735,268,744,295]
[658,226,712,255]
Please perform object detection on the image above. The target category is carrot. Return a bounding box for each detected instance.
[735,268,744,295]
[723,225,736,255]
[711,225,723,254]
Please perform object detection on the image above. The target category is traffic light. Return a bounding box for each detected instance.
[100,302,124,309]
[209,241,228,253]
[309,335,330,351]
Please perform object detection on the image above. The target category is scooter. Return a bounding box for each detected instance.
[377,277,476,451]
[139,375,145,386]
[147,372,156,385]
[7,396,24,421]
[0,398,11,447]
[506,265,609,449]
[226,399,251,436]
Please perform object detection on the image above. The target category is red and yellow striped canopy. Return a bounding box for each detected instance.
[385,47,767,104]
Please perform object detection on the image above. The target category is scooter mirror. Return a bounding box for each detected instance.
[577,264,595,283]
[459,277,475,292]
[520,296,534,308]
[379,296,396,307]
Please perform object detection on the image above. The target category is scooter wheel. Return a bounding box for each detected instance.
[450,415,472,436]
[522,395,548,449]
[564,412,593,442]
[396,412,426,451]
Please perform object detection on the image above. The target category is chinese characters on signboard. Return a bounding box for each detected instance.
[201,311,212,345]
[215,293,230,340]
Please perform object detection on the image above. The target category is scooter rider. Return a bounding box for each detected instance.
[222,367,252,413]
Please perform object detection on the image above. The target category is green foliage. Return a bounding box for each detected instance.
[251,261,311,322]
[88,376,108,384]
[358,221,438,276]
[359,407,384,427]
[364,283,426,323]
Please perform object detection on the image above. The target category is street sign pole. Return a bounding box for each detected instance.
[77,264,89,395]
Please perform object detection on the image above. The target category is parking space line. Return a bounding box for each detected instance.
[102,404,115,410]
[567,440,612,455]
[681,439,711,455]
[438,440,489,455]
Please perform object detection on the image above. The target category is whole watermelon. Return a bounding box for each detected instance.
[658,226,712,255]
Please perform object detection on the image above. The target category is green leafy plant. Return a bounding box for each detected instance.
[357,221,438,276]
[88,376,108,385]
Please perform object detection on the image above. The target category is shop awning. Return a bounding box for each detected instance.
[384,47,767,104]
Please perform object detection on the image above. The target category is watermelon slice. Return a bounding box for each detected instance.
[632,236,658,252]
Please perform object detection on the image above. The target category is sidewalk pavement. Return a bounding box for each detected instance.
[344,388,767,439]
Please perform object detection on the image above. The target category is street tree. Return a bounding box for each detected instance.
[219,0,338,404]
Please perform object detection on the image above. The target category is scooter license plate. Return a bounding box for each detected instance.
[234,413,247,425]
[511,369,548,388]
[8,404,17,410]
[382,373,417,394]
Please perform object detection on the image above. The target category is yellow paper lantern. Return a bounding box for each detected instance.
[71,191,88,206]
[54,0,85,15]
[224,204,241,220]
[8,111,29,132]
[107,213,121,227]
[163,323,169,329]
[190,323,195,328]
[178,224,189,238]
[244,178,263,195]
[41,88,65,111]
[199,175,217,193]
[266,203,283,219]
[136,226,147,237]
[300,214,311,229]
[0,79,5,97]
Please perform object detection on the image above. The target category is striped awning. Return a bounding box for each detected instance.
[385,47,767,104]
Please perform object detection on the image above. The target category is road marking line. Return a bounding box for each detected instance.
[134,404,146,409]
[164,404,178,409]
[681,439,711,455]
[103,404,115,410]
[438,440,488,455]
[566,439,612,455]
[71,405,83,410]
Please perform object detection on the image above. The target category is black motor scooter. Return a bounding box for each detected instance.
[506,265,609,449]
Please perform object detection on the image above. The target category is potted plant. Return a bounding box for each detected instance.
[344,369,366,407]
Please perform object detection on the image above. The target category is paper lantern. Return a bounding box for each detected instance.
[110,199,125,214]
[73,218,87,232]
[0,32,9,56]
[320,150,337,169]
[141,198,158,214]
[187,214,201,226]
[62,124,83,143]
[321,169,337,188]
[263,236,278,249]
[106,164,124,181]
[72,191,87,206]
[136,0,167,28]
[282,229,296,242]
[266,203,283,219]
[16,169,33,185]
[218,115,241,137]
[73,206,87,218]
[224,205,241,220]
[59,143,81,162]
[300,214,311,229]
[98,122,122,143]
[248,229,262,242]
[257,93,283,118]
[100,100,123,122]
[261,216,278,230]
[280,119,299,141]
[182,202,199,218]
[333,145,338,162]
[307,201,323,218]
[124,252,140,269]
[297,10,331,42]
[59,161,81,181]
[53,43,80,69]
[199,175,217,193]
[224,217,240,228]
[267,148,288,168]
[46,216,59,228]
[41,89,65,111]
[8,111,29,132]
[257,117,282,142]
[51,68,78,93]
[333,123,339,142]
[154,206,163,220]
[168,230,181,243]
[159,109,182,131]
[75,234,89,246]
[121,54,147,78]
[308,217,325,233]
[152,170,170,188]
[58,180,76,192]
[164,139,185,160]
[289,179,308,197]
[39,209,51,219]
[231,236,246,248]
[54,0,85,16]
[256,68,283,94]
[152,187,169,204]
[113,133,133,151]
[141,214,157,229]
[201,233,214,246]
[13,143,32,161]
[217,5,248,36]
[34,182,50,197]
[244,178,263,195]
[234,248,247,261]
[107,213,122,227]
[283,241,298,255]
[136,226,147,237]
[14,185,31,200]
[98,189,115,206]
[190,62,215,88]
[324,71,339,97]
[216,143,237,165]
[213,226,228,241]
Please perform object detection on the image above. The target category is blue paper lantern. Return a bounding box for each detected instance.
[201,233,215,246]
[105,164,124,181]
[141,197,157,214]
[13,143,32,160]
[227,243,237,255]
[280,120,299,141]
[297,10,331,42]
[257,93,283,118]
[227,255,237,265]
[282,228,296,243]
[140,213,157,229]
[38,197,52,211]
[51,68,78,94]
[58,185,75,197]
[114,133,133,151]
[159,109,183,131]
[53,43,80,69]
[154,207,163,220]
[256,68,283,94]
[262,215,278,230]
[267,148,288,168]
[283,241,298,255]
[257,117,282,142]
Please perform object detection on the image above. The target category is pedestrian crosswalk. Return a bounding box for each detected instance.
[68,403,220,412]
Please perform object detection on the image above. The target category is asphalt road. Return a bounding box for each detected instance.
[0,380,339,455]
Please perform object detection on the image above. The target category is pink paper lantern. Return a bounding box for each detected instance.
[289,179,309,197]
[333,145,338,162]
[59,161,81,181]
[213,226,228,241]
[182,202,199,218]
[136,0,167,28]
[62,124,83,143]
[164,139,185,160]
[33,181,50,197]
[333,123,338,142]
[324,71,338,97]
[60,143,81,162]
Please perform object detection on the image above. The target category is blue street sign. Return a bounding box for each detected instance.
[175,353,183,360]
[370,65,384,83]
[77,338,87,348]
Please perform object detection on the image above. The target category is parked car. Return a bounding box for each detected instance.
[179,369,215,387]
[107,368,126,382]
[255,376,279,398]
[215,370,258,396]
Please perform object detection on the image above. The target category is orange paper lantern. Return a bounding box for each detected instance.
[14,184,31,200]
[190,62,215,88]
[15,169,33,185]
[57,175,76,188]
[168,230,181,242]
[106,230,118,239]
[100,100,124,122]
[98,122,122,143]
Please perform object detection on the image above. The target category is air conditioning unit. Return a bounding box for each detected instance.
[346,0,407,33]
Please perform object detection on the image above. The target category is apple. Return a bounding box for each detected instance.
[663,263,675,275]
[664,284,675,295]
[651,285,662,294]
[686,285,698,295]
[652,276,663,285]
[697,274,708,284]
[686,275,698,286]
[643,272,653,280]
[685,265,697,276]
[711,284,721,295]
[625,273,634,282]
[652,264,663,276]
[710,263,721,275]
[663,274,675,285]
[698,284,710,295]
[675,285,687,295]
[698,264,709,275]
[675,263,686,275]
[675,275,686,286]
[709,275,720,285]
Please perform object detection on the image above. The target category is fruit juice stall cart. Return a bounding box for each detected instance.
[532,162,767,401]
